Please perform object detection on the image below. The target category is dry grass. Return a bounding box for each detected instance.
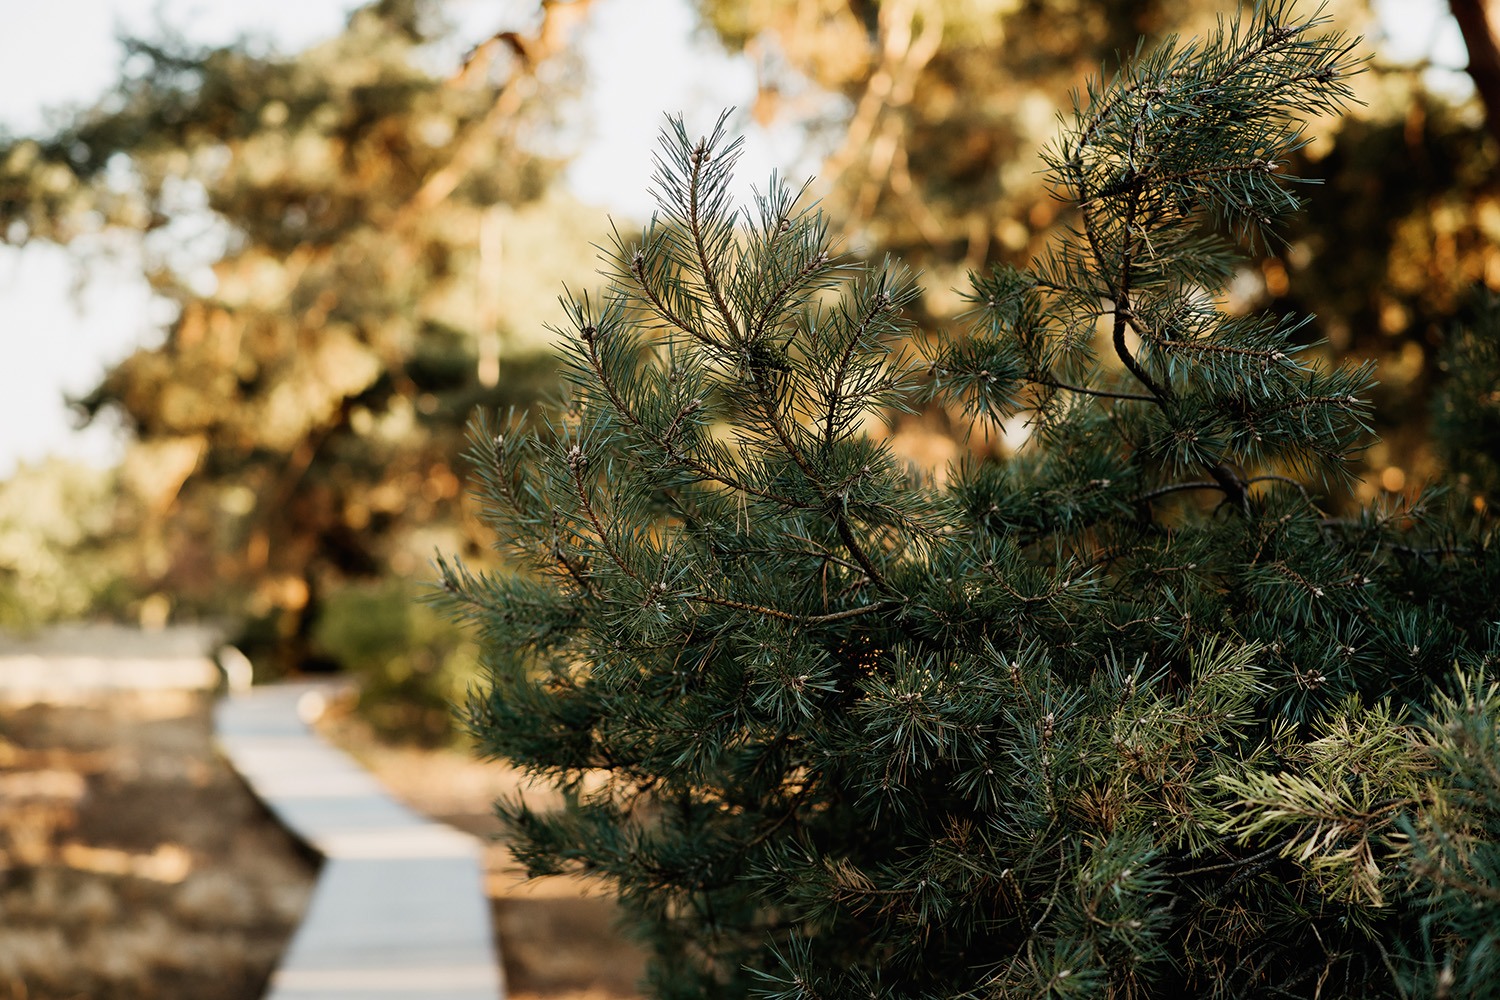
[0,690,316,1000]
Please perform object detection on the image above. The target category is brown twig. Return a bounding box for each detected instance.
[687,594,896,625]
[1033,375,1158,403]
[567,446,639,583]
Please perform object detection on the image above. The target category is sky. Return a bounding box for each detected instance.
[0,0,1476,479]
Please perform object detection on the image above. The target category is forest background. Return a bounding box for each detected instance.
[1,0,1496,743]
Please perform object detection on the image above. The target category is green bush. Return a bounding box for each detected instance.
[1434,294,1500,511]
[315,578,478,745]
[0,460,143,631]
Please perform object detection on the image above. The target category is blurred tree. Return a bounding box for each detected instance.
[697,0,1500,508]
[703,0,1217,277]
[313,576,479,745]
[1449,0,1500,143]
[0,459,142,631]
[0,0,603,671]
[1433,293,1500,507]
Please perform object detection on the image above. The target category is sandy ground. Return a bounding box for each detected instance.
[0,683,646,1000]
[0,689,317,1000]
[313,703,648,1000]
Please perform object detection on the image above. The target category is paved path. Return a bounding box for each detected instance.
[0,623,223,704]
[0,626,505,998]
[215,683,505,1000]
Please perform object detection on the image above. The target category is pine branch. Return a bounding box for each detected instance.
[751,248,831,343]
[744,345,893,592]
[1259,393,1362,418]
[1032,375,1158,402]
[576,321,806,507]
[566,444,640,583]
[686,594,896,625]
[548,510,598,599]
[629,246,720,350]
[688,133,741,343]
[822,288,897,451]
[1143,335,1289,365]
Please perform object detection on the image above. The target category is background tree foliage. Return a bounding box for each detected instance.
[0,0,602,680]
[0,459,141,630]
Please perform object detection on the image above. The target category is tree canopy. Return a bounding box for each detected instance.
[0,0,603,671]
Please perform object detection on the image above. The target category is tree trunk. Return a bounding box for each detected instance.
[1450,0,1500,146]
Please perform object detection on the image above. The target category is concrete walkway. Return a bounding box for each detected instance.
[215,683,505,1000]
[0,625,505,998]
[0,623,223,705]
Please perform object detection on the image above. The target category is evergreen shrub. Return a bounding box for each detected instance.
[437,4,1500,996]
[315,578,478,745]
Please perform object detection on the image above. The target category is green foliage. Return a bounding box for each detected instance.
[1397,663,1500,999]
[699,0,1500,503]
[0,460,144,630]
[1434,295,1500,510]
[441,5,1500,997]
[314,578,479,745]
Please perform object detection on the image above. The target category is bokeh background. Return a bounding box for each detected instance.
[0,0,1495,729]
[0,2,1498,997]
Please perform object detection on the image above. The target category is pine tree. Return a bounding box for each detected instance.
[699,0,1500,505]
[439,4,1500,996]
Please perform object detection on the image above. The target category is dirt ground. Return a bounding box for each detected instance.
[312,702,648,1000]
[0,690,317,1000]
[0,686,645,1000]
